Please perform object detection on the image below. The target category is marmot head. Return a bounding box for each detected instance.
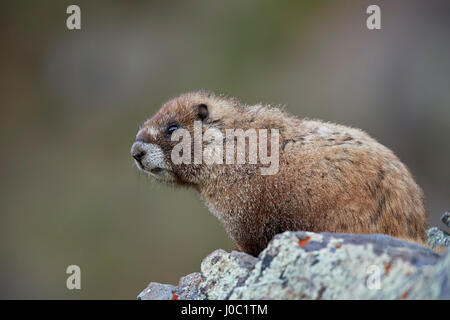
[130,91,242,186]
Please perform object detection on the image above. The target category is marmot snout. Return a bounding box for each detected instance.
[131,91,427,256]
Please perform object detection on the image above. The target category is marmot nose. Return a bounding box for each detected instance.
[131,142,147,164]
[133,151,146,162]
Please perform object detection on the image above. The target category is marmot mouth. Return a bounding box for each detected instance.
[150,167,163,174]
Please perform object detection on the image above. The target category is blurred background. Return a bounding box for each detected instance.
[0,0,449,299]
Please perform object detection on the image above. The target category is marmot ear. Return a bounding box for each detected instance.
[194,103,209,121]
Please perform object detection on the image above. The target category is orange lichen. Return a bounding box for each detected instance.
[335,244,341,249]
[298,236,310,248]
[399,291,409,300]
[170,292,179,300]
[384,263,392,273]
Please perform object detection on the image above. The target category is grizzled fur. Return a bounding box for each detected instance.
[132,91,427,256]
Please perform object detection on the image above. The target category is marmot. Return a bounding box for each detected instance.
[131,91,427,256]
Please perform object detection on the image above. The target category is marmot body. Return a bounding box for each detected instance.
[131,91,427,256]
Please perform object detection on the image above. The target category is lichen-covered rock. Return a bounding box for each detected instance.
[137,273,202,300]
[441,211,450,228]
[199,250,258,299]
[427,227,450,249]
[173,272,202,300]
[229,232,442,299]
[426,212,450,250]
[138,231,449,300]
[137,282,175,300]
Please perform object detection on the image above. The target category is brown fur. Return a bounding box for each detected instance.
[133,91,428,256]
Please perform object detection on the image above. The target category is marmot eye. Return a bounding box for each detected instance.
[166,124,179,135]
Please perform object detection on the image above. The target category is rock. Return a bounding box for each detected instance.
[138,231,450,300]
[137,282,175,300]
[427,227,450,249]
[174,273,202,300]
[138,273,202,300]
[426,212,450,250]
[441,211,450,228]
[199,250,258,300]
